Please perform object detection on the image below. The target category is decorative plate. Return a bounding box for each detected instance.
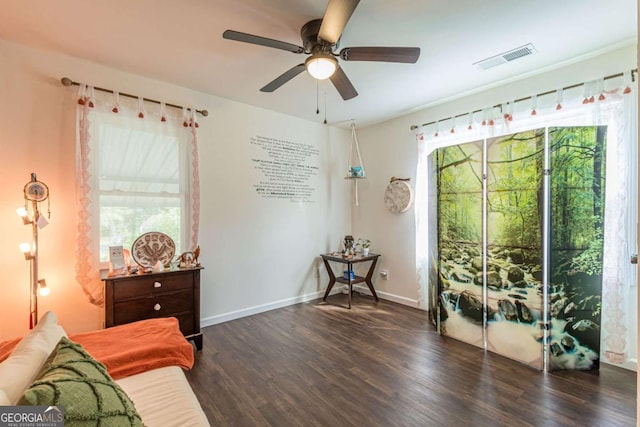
[131,232,176,268]
[384,179,414,213]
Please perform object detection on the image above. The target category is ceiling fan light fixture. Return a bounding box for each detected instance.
[305,54,337,80]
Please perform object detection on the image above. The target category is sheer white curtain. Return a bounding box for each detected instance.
[75,86,200,305]
[415,74,637,365]
[415,134,429,308]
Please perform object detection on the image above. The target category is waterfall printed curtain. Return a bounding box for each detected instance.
[433,127,607,371]
[416,76,636,369]
[436,140,485,350]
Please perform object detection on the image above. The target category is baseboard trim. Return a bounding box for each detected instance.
[200,286,421,327]
[200,287,341,328]
[603,358,637,372]
[352,284,421,309]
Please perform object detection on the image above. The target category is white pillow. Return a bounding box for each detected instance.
[0,390,9,406]
[0,311,67,404]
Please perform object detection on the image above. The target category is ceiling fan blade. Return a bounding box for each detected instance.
[260,64,306,92]
[223,30,304,54]
[339,47,421,63]
[318,0,360,45]
[329,66,358,100]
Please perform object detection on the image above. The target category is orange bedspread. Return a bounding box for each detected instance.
[0,317,194,380]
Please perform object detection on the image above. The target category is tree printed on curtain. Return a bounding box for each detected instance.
[436,140,484,349]
[485,129,545,370]
[432,127,605,371]
[548,126,606,371]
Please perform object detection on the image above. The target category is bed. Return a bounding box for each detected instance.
[0,311,210,426]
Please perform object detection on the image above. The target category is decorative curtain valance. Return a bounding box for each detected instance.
[411,70,636,142]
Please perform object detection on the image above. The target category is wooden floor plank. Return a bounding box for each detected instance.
[186,295,636,427]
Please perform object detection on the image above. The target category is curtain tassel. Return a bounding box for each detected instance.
[87,86,95,108]
[137,97,145,118]
[160,102,167,122]
[77,84,88,105]
[182,107,189,127]
[111,91,120,113]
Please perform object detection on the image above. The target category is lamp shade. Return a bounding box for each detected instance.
[305,54,337,80]
[38,279,50,296]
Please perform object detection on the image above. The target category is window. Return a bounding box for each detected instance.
[95,123,186,261]
[75,89,200,304]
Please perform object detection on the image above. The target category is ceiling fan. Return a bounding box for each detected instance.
[222,0,420,100]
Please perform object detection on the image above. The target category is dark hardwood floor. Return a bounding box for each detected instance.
[185,293,636,427]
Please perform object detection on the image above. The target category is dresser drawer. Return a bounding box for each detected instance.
[103,266,203,350]
[112,272,194,301]
[113,290,194,325]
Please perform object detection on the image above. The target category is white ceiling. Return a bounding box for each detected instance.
[0,0,636,127]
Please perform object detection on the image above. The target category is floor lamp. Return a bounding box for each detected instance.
[17,173,51,329]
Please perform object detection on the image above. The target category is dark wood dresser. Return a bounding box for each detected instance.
[102,266,203,350]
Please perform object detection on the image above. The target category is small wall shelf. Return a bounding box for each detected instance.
[346,123,366,205]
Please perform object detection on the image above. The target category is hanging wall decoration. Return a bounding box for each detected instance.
[345,122,366,206]
[383,177,414,213]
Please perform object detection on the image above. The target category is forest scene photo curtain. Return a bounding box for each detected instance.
[432,126,606,371]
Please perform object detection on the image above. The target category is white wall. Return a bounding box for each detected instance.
[198,103,352,325]
[0,39,351,340]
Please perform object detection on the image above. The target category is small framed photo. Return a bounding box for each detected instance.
[109,246,126,273]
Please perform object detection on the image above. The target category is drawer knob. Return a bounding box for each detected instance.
[154,303,161,311]
[153,281,162,288]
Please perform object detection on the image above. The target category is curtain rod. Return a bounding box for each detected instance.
[60,77,209,117]
[409,69,637,131]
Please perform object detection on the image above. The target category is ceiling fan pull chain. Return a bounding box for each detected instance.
[316,80,319,115]
[324,89,327,124]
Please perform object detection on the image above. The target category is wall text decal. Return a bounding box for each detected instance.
[250,135,319,203]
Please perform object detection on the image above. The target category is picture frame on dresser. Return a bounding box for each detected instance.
[102,266,203,351]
